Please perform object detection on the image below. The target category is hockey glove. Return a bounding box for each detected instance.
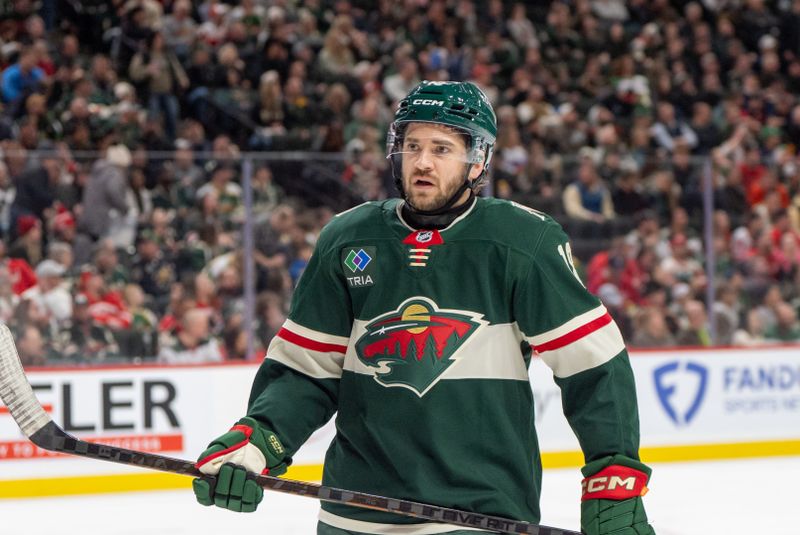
[192,417,288,512]
[580,454,655,535]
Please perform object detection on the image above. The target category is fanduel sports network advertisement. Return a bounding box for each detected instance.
[0,348,798,493]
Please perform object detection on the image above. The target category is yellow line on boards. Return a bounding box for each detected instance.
[1,440,798,499]
[0,464,327,499]
[0,472,189,499]
[639,439,800,463]
[540,439,800,468]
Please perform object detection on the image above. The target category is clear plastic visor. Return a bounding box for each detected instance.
[386,122,484,165]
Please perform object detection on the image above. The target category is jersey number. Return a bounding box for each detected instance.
[557,242,584,287]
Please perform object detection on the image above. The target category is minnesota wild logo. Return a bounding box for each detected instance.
[354,297,486,396]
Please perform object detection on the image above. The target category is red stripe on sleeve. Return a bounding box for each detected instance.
[277,327,348,354]
[534,313,613,353]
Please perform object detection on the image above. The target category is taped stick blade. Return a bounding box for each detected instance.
[0,323,52,438]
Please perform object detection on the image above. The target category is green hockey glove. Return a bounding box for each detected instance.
[192,417,289,512]
[580,454,655,535]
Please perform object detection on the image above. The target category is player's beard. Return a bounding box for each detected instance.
[403,169,468,212]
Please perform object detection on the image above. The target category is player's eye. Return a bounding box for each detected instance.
[405,142,420,152]
[434,145,450,155]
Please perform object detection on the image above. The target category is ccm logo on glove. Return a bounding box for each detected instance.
[581,464,649,501]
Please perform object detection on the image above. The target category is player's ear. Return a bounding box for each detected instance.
[468,160,485,180]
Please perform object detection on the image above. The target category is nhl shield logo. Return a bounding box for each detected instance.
[416,231,433,243]
[354,297,486,396]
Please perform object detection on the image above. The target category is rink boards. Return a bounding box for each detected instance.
[1,346,798,497]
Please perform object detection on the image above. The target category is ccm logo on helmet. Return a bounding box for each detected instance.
[412,99,445,106]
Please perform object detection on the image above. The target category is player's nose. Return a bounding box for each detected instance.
[414,147,434,170]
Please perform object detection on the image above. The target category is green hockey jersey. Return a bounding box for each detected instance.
[247,197,641,534]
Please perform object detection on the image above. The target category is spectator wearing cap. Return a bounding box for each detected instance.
[0,238,36,295]
[46,241,74,275]
[21,259,72,326]
[76,269,131,330]
[9,153,60,240]
[51,207,77,244]
[75,144,131,263]
[8,215,43,266]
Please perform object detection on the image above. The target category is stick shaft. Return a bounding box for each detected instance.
[0,325,579,535]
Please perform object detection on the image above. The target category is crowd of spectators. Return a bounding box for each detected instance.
[1,0,800,367]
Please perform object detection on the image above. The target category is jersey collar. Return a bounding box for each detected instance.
[395,196,478,232]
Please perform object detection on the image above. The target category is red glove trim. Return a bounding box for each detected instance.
[230,424,254,439]
[581,465,649,501]
[195,424,253,469]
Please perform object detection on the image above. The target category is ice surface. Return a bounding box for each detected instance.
[0,456,796,535]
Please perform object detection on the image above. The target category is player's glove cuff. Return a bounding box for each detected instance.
[581,455,650,502]
[580,455,655,534]
[195,417,289,477]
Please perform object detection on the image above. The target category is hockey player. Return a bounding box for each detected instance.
[193,81,656,535]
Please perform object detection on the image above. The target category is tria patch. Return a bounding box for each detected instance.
[342,246,376,287]
[354,297,486,396]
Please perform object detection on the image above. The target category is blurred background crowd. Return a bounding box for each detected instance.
[0,0,799,367]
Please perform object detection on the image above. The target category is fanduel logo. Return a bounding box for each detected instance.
[653,361,709,426]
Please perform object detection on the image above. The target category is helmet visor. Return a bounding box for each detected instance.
[386,121,485,166]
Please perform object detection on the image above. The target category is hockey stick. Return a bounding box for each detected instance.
[0,325,579,535]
